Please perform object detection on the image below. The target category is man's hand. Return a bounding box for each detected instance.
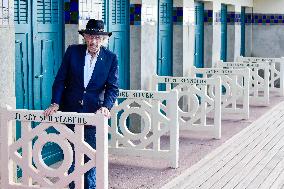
[44,103,59,116]
[99,107,111,118]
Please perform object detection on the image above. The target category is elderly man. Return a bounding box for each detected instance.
[44,19,119,188]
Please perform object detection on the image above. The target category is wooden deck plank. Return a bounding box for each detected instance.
[225,132,284,189]
[257,150,284,189]
[224,135,284,189]
[247,152,284,188]
[200,116,284,189]
[270,167,284,189]
[182,111,283,189]
[161,102,284,189]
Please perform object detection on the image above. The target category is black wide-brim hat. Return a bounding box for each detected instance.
[79,19,112,37]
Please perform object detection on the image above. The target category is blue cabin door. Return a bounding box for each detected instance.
[33,0,63,110]
[220,4,227,61]
[108,0,130,89]
[14,0,64,166]
[240,6,246,56]
[194,2,204,68]
[15,0,33,110]
[157,0,173,76]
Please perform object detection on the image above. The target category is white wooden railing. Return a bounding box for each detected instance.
[217,61,270,106]
[108,90,179,168]
[152,75,221,139]
[237,56,284,96]
[0,106,108,189]
[191,67,250,120]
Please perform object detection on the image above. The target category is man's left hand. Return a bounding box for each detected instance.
[99,107,111,118]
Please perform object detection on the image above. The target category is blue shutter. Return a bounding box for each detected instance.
[157,0,173,76]
[194,2,204,68]
[15,0,33,110]
[108,0,130,89]
[221,4,227,61]
[33,0,63,110]
[240,6,246,56]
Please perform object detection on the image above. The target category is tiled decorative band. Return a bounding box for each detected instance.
[130,4,142,25]
[173,7,183,25]
[65,0,79,24]
[204,10,213,24]
[251,13,284,25]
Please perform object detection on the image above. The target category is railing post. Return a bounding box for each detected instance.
[96,113,108,189]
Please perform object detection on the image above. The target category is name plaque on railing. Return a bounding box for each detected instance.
[224,63,261,68]
[204,69,233,74]
[12,112,89,124]
[157,77,207,84]
[119,91,154,99]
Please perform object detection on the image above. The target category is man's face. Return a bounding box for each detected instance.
[84,34,103,54]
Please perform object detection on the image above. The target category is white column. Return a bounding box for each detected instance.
[173,0,183,76]
[234,5,241,61]
[182,0,195,75]
[212,2,221,66]
[141,0,158,90]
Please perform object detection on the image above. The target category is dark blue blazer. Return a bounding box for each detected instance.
[51,44,119,113]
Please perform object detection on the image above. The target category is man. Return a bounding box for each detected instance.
[44,19,119,188]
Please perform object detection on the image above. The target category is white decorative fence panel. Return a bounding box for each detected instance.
[109,90,179,168]
[152,76,221,139]
[217,61,270,106]
[237,56,284,96]
[191,67,250,120]
[0,107,108,189]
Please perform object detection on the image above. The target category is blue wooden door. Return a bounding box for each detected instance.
[14,0,64,167]
[108,0,130,89]
[157,0,173,76]
[33,0,63,110]
[240,6,246,56]
[15,0,33,110]
[194,2,204,68]
[221,4,227,61]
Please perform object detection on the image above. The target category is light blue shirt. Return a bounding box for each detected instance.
[84,49,100,88]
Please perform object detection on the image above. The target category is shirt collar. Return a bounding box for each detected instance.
[86,48,100,59]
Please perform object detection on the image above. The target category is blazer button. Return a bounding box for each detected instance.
[79,100,84,106]
[84,90,86,94]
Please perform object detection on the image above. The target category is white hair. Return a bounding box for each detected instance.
[100,35,109,47]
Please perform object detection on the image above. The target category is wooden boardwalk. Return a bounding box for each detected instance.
[161,102,284,189]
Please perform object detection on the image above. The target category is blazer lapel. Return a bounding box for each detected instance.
[78,45,87,88]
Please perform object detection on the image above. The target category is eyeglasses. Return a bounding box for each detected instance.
[84,34,102,40]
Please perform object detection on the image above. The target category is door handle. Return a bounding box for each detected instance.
[158,57,165,61]
[35,74,43,78]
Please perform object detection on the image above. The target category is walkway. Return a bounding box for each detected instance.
[161,101,284,189]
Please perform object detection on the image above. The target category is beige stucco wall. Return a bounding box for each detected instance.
[253,0,284,14]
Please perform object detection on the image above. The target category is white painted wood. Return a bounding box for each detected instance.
[152,75,222,139]
[217,61,270,106]
[237,56,284,96]
[108,90,179,168]
[269,161,284,189]
[185,112,284,189]
[0,108,108,189]
[191,67,250,120]
[247,149,284,189]
[161,101,284,189]
[205,118,284,189]
[224,135,284,189]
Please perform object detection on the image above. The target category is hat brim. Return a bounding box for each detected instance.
[79,30,112,37]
